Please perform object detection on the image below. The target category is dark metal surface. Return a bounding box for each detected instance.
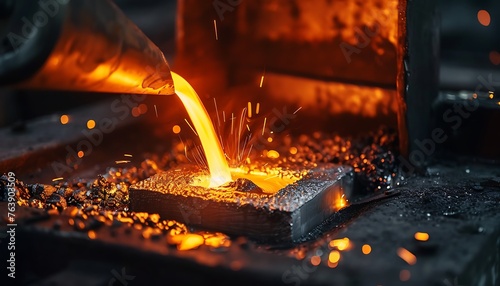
[130,164,353,243]
[1,164,499,285]
[397,0,440,170]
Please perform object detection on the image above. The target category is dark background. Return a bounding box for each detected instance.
[0,0,499,127]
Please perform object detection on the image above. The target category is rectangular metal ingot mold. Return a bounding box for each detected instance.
[129,164,353,243]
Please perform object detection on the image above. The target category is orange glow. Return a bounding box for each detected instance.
[172,72,231,187]
[289,147,298,155]
[204,233,231,248]
[131,107,141,117]
[490,51,500,65]
[327,261,338,268]
[176,234,205,250]
[172,125,182,134]
[247,102,252,118]
[266,150,280,159]
[77,151,84,158]
[14,16,175,96]
[397,247,417,265]
[138,104,148,114]
[332,189,348,211]
[266,73,397,117]
[213,19,219,41]
[400,270,411,281]
[310,256,321,266]
[267,137,273,143]
[330,237,351,251]
[230,167,300,193]
[414,232,429,242]
[60,115,69,125]
[478,10,491,26]
[88,230,96,239]
[362,244,372,255]
[86,120,96,129]
[329,250,341,264]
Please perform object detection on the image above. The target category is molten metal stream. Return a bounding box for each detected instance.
[171,72,232,187]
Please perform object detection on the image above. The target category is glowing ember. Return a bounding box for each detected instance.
[362,244,372,255]
[310,255,321,266]
[87,230,96,239]
[414,232,429,242]
[477,10,491,27]
[330,237,351,251]
[172,125,181,134]
[397,247,417,265]
[60,115,69,125]
[86,120,96,129]
[329,250,341,264]
[333,191,348,211]
[172,72,232,187]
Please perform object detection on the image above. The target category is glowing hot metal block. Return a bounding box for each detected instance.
[129,164,353,243]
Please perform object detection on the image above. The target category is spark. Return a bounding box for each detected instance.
[194,145,208,169]
[246,144,253,161]
[262,117,267,136]
[173,125,181,134]
[214,98,221,127]
[230,113,235,135]
[310,256,321,266]
[256,102,260,114]
[213,19,219,40]
[293,106,302,114]
[223,111,226,122]
[246,124,250,132]
[183,145,192,163]
[154,105,158,118]
[124,154,133,157]
[60,115,69,125]
[260,70,266,88]
[184,118,198,136]
[52,177,64,182]
[237,108,247,161]
[247,102,252,118]
[219,134,225,154]
[115,160,131,164]
[414,232,429,241]
[362,244,372,255]
[329,250,341,264]
[239,134,251,163]
[397,247,417,265]
[87,120,96,129]
[329,238,350,250]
